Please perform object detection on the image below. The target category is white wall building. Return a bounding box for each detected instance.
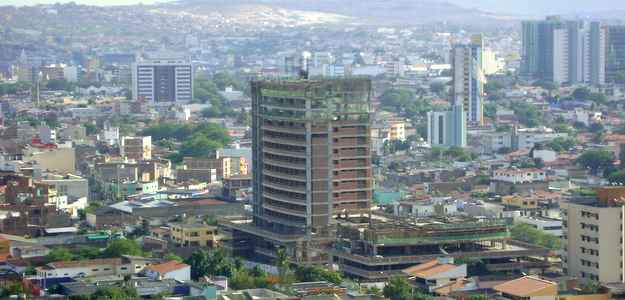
[515,215,563,237]
[132,58,193,105]
[493,168,546,184]
[144,261,191,282]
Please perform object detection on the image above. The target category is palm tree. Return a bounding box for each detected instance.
[274,247,290,283]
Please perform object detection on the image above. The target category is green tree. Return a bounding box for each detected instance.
[484,102,497,119]
[91,286,139,300]
[572,87,591,101]
[510,102,542,127]
[547,137,576,153]
[0,282,26,298]
[180,134,223,158]
[294,265,342,285]
[164,253,184,263]
[47,247,76,262]
[383,277,412,300]
[413,292,435,300]
[616,70,625,84]
[274,247,291,283]
[185,248,235,279]
[576,149,614,175]
[588,123,605,134]
[589,92,608,105]
[608,169,625,185]
[510,223,561,250]
[380,89,415,112]
[84,123,98,135]
[429,81,446,96]
[75,246,102,260]
[103,239,142,258]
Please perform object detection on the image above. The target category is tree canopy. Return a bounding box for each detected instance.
[102,239,142,258]
[141,122,231,162]
[510,223,561,250]
[383,277,413,300]
[546,137,576,153]
[380,89,415,112]
[510,102,542,127]
[576,149,614,175]
[185,249,270,290]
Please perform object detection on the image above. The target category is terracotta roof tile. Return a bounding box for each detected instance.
[493,276,556,297]
[48,258,122,269]
[145,260,189,274]
[402,260,458,279]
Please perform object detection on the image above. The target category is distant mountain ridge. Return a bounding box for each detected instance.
[443,0,621,16]
[170,0,506,25]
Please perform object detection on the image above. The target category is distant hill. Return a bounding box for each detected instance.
[443,0,621,16]
[170,0,506,25]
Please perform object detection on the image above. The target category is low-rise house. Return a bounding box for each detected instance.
[403,258,467,293]
[492,276,557,300]
[35,256,158,279]
[493,168,546,184]
[170,223,220,248]
[144,260,191,281]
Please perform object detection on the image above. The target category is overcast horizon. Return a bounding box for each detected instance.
[3,0,624,16]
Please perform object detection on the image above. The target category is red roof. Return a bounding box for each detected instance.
[145,260,189,274]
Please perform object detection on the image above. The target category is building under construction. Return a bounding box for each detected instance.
[332,215,554,281]
[222,78,374,263]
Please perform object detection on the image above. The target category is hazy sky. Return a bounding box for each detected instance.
[2,0,167,5]
[4,0,623,14]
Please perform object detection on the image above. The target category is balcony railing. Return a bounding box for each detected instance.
[263,181,306,193]
[264,203,307,217]
[263,146,307,158]
[262,124,306,134]
[263,135,307,147]
[262,169,307,182]
[263,193,306,207]
[334,161,370,169]
[263,158,307,170]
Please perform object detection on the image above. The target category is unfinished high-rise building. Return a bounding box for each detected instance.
[222,78,373,263]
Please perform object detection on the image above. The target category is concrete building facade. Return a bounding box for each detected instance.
[561,189,625,283]
[132,58,193,105]
[427,104,466,148]
[522,17,605,85]
[450,37,484,125]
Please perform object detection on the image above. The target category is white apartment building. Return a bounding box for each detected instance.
[561,195,625,283]
[132,58,193,105]
[35,257,156,279]
[492,168,546,184]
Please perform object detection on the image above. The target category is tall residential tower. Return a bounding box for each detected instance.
[224,78,373,264]
[451,36,484,125]
[521,17,605,85]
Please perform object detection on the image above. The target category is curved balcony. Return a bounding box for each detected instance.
[263,191,307,206]
[263,158,307,170]
[333,161,370,170]
[262,135,307,147]
[255,213,307,228]
[262,169,307,182]
[262,181,306,193]
[263,203,307,217]
[263,145,307,158]
[262,124,306,134]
